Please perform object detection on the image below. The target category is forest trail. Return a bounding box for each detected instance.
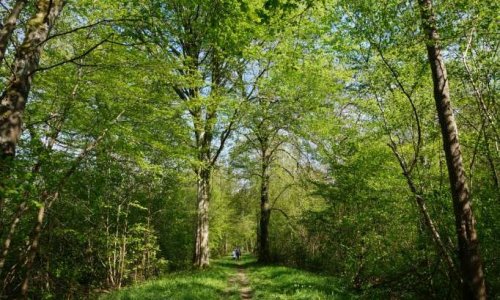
[227,260,252,299]
[233,263,252,299]
[102,255,353,299]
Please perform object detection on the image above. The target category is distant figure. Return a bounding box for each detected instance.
[235,247,241,260]
[232,249,237,260]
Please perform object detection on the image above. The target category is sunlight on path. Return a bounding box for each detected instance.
[237,266,253,299]
[227,259,253,299]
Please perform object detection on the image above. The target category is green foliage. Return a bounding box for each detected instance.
[0,0,497,298]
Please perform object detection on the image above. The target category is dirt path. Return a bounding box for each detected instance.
[227,262,252,299]
[236,266,252,299]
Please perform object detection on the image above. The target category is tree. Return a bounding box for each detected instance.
[417,0,486,298]
[141,0,260,267]
[0,0,27,65]
[0,0,65,164]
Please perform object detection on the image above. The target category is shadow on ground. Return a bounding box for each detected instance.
[101,255,354,300]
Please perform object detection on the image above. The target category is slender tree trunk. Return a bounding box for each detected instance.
[483,131,499,190]
[0,70,79,276]
[0,0,65,163]
[0,0,27,65]
[193,167,211,268]
[118,203,129,289]
[258,156,271,263]
[407,174,461,282]
[17,110,120,297]
[19,191,56,298]
[418,0,487,298]
[0,202,28,271]
[387,143,461,283]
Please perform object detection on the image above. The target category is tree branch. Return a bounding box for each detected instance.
[40,18,138,46]
[33,36,112,74]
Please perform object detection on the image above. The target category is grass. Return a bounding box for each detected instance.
[101,256,355,300]
[100,259,239,300]
[241,257,353,300]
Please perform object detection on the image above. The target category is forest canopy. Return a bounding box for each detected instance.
[0,0,497,299]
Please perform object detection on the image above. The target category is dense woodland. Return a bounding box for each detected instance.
[0,0,498,299]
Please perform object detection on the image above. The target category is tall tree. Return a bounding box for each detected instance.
[146,0,257,267]
[0,0,65,164]
[417,0,487,298]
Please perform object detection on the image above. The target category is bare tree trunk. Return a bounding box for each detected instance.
[193,167,211,268]
[0,0,27,65]
[0,0,65,162]
[418,0,487,298]
[258,156,271,263]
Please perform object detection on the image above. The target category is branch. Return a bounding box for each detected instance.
[244,59,271,100]
[270,183,294,208]
[269,207,297,233]
[461,28,499,145]
[270,207,290,219]
[33,36,112,74]
[40,18,138,46]
[373,43,422,174]
[173,86,190,100]
[268,137,285,159]
[58,110,125,187]
[210,108,239,165]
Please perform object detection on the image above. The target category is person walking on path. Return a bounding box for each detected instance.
[236,247,241,260]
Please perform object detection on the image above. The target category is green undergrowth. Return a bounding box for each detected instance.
[101,255,354,300]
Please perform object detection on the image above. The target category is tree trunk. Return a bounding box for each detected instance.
[258,157,271,263]
[0,70,79,276]
[411,181,461,283]
[17,110,118,297]
[0,0,27,65]
[388,143,462,284]
[19,191,55,298]
[0,202,28,271]
[0,0,65,162]
[418,0,487,298]
[193,167,211,268]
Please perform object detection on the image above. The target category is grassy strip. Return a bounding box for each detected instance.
[100,258,239,300]
[242,257,354,300]
[102,255,354,300]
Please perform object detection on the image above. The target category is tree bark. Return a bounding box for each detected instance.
[258,156,271,263]
[193,167,211,268]
[0,0,65,163]
[418,0,487,298]
[0,0,27,65]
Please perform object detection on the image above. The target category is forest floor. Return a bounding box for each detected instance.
[101,255,354,299]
